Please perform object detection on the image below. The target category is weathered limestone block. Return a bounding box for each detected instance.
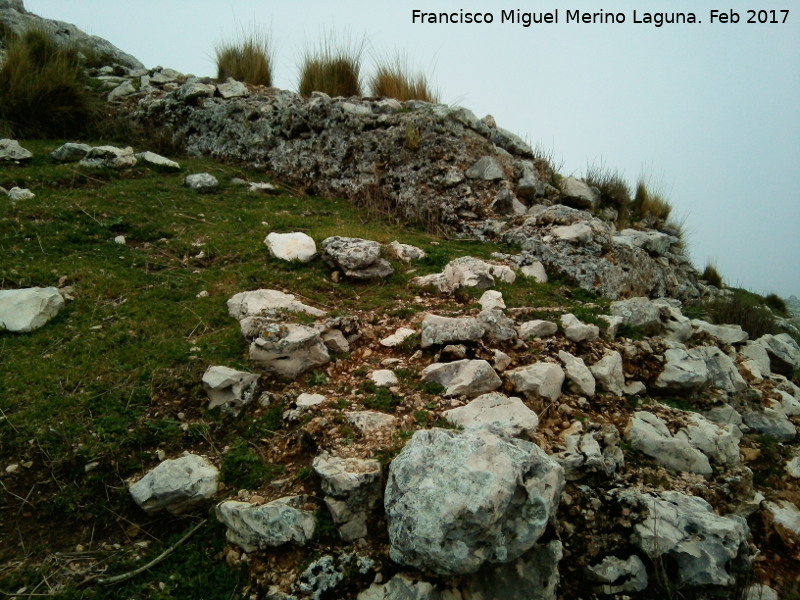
[506,363,564,401]
[444,392,538,439]
[215,496,315,552]
[201,366,259,416]
[0,287,64,332]
[421,359,502,397]
[129,454,218,515]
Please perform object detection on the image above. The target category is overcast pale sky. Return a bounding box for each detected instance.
[25,0,800,298]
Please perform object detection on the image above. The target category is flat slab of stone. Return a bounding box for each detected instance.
[249,324,330,378]
[518,319,558,339]
[129,454,219,515]
[135,151,181,171]
[624,411,711,475]
[79,145,137,169]
[227,289,326,320]
[0,287,65,332]
[421,314,483,348]
[380,327,417,348]
[506,363,565,401]
[50,142,91,162]
[444,392,538,439]
[216,496,315,552]
[345,411,397,433]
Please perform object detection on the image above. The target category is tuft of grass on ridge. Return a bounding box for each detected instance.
[631,178,672,225]
[584,162,632,228]
[0,28,102,138]
[369,55,438,103]
[215,31,273,86]
[298,34,363,98]
[701,262,724,288]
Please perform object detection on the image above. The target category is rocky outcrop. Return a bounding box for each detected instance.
[216,496,316,552]
[129,454,219,515]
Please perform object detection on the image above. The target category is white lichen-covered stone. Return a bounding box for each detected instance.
[589,351,625,396]
[79,145,137,169]
[265,232,317,263]
[587,555,648,594]
[369,369,399,388]
[0,138,32,161]
[184,172,218,193]
[215,496,315,552]
[560,313,599,342]
[478,290,505,311]
[518,319,558,339]
[249,323,330,378]
[346,411,397,433]
[129,454,218,515]
[0,287,65,332]
[7,187,34,201]
[51,142,91,162]
[654,347,710,391]
[444,392,539,439]
[692,319,748,345]
[694,346,747,393]
[227,289,326,322]
[201,366,259,416]
[558,351,596,397]
[758,333,800,376]
[387,240,426,262]
[625,411,711,475]
[421,314,483,348]
[385,427,564,576]
[135,151,180,171]
[380,327,417,348]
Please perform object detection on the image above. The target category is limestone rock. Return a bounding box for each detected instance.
[265,232,317,263]
[613,229,677,256]
[559,177,600,210]
[421,315,483,348]
[0,139,32,162]
[758,333,800,376]
[369,369,399,388]
[589,351,625,396]
[357,574,443,600]
[313,453,382,541]
[227,289,326,323]
[587,555,648,594]
[763,500,800,559]
[560,313,599,342]
[380,327,417,348]
[654,298,693,342]
[558,351,596,396]
[677,413,741,467]
[107,79,136,101]
[692,319,749,345]
[387,241,426,262]
[478,290,505,311]
[610,297,662,335]
[176,79,216,102]
[518,319,558,339]
[346,411,396,433]
[202,366,259,416]
[465,156,504,181]
[6,187,34,201]
[654,347,710,392]
[217,77,249,99]
[623,489,749,587]
[694,346,747,393]
[551,222,592,244]
[215,496,315,552]
[599,315,623,340]
[0,287,64,332]
[740,341,772,379]
[50,142,91,162]
[385,427,564,576]
[135,151,180,171]
[478,309,517,343]
[506,363,564,402]
[421,360,502,397]
[129,454,218,515]
[79,145,137,169]
[411,257,514,294]
[184,172,218,193]
[744,584,779,600]
[742,402,796,442]
[296,393,325,410]
[520,261,548,283]
[322,236,393,280]
[461,540,562,600]
[249,324,330,378]
[444,392,539,439]
[557,422,624,481]
[625,411,712,475]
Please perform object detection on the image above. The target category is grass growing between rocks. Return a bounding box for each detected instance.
[0,140,617,597]
[215,31,273,86]
[298,36,363,98]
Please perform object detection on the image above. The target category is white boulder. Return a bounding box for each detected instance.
[0,287,65,332]
[265,232,317,263]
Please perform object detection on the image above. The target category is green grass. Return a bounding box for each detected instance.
[705,288,780,339]
[215,32,273,86]
[0,28,102,138]
[369,56,438,103]
[220,442,284,489]
[298,35,363,97]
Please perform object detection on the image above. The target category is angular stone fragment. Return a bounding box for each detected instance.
[465,156,504,180]
[420,314,483,348]
[421,359,502,397]
[387,240,426,262]
[50,142,91,162]
[587,555,648,594]
[184,172,218,193]
[758,333,800,376]
[478,290,505,311]
[369,369,398,388]
[0,287,65,332]
[217,77,249,99]
[551,222,592,244]
[7,187,34,200]
[589,351,625,396]
[411,257,514,294]
[506,363,564,402]
[560,313,599,342]
[79,145,137,169]
[215,496,315,552]
[559,176,600,210]
[518,319,558,339]
[695,346,747,393]
[625,411,711,475]
[249,324,330,378]
[385,428,564,576]
[202,366,259,416]
[176,79,216,102]
[380,327,417,348]
[558,351,596,397]
[227,289,326,322]
[0,138,32,162]
[444,392,538,439]
[520,261,548,283]
[654,347,710,391]
[129,454,218,515]
[478,309,517,342]
[692,319,748,345]
[135,151,181,171]
[321,236,393,280]
[610,297,662,335]
[346,411,397,433]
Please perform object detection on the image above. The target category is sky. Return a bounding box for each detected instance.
[25,0,800,298]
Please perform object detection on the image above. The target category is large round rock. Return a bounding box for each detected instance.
[384,427,564,576]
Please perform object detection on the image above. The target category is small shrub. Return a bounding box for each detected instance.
[0,28,102,138]
[701,262,723,288]
[215,32,272,86]
[299,35,362,97]
[631,179,672,225]
[221,441,284,489]
[369,57,438,102]
[764,293,788,316]
[584,163,632,228]
[706,289,779,339]
[363,387,401,412]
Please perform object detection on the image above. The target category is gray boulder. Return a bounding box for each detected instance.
[421,314,483,348]
[217,77,249,99]
[387,240,427,262]
[557,422,624,481]
[0,287,64,332]
[185,172,219,193]
[694,346,747,393]
[478,309,518,342]
[551,222,593,244]
[587,555,648,594]
[558,351,596,397]
[227,288,326,323]
[357,574,443,600]
[758,333,800,376]
[613,229,677,256]
[135,151,181,171]
[506,363,564,401]
[0,139,32,162]
[692,319,748,345]
[520,261,548,283]
[654,347,710,391]
[739,341,772,379]
[321,236,393,280]
[7,186,34,200]
[249,324,330,378]
[385,428,564,576]
[201,366,259,416]
[518,319,558,339]
[176,80,216,103]
[444,392,539,439]
[215,496,315,552]
[129,454,219,515]
[465,156,504,180]
[559,177,600,210]
[50,142,91,162]
[411,257,514,294]
[107,79,136,101]
[610,297,662,335]
[79,145,137,169]
[622,489,749,587]
[742,401,796,442]
[421,359,502,397]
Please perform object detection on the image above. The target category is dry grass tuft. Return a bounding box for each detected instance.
[369,57,438,103]
[299,35,363,97]
[215,32,273,86]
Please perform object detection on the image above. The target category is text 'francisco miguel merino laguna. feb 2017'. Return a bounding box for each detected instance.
[410,9,791,27]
